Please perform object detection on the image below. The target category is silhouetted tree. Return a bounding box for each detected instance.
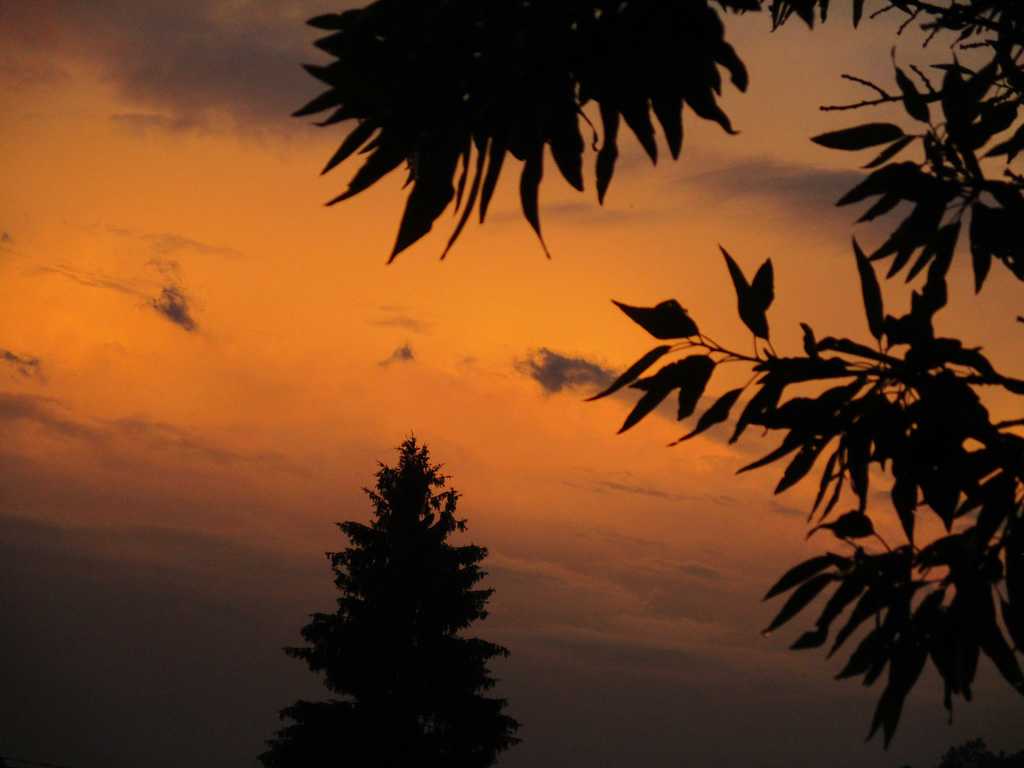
[260,438,519,768]
[293,0,1024,745]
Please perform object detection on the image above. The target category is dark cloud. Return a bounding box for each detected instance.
[1,349,42,379]
[516,348,614,395]
[0,393,92,440]
[379,342,415,367]
[2,0,341,133]
[150,285,198,332]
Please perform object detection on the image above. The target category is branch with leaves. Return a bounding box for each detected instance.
[595,237,1024,744]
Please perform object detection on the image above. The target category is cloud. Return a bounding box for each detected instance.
[0,392,290,469]
[564,470,739,507]
[0,393,95,441]
[370,306,432,334]
[34,257,201,332]
[591,478,692,501]
[1,349,42,379]
[2,0,338,134]
[34,262,141,295]
[0,54,73,90]
[113,225,245,258]
[379,342,414,367]
[515,348,615,394]
[110,112,205,135]
[150,285,198,332]
[685,157,863,215]
[146,256,181,277]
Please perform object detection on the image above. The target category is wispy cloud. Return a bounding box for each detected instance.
[0,392,290,469]
[0,349,42,379]
[0,393,95,441]
[564,470,738,507]
[0,54,73,91]
[379,342,414,367]
[370,306,432,334]
[684,157,863,217]
[33,258,200,332]
[515,348,615,395]
[34,262,140,295]
[113,226,245,259]
[110,112,205,135]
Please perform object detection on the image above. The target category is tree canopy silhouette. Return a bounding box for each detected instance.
[260,437,520,768]
[294,0,1024,746]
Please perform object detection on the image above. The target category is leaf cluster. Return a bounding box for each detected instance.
[296,0,757,259]
[815,61,1024,292]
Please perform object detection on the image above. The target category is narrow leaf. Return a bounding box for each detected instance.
[651,92,684,160]
[520,145,549,257]
[776,442,825,494]
[864,135,916,169]
[812,123,906,150]
[763,573,835,635]
[618,360,690,433]
[722,246,769,339]
[587,346,673,401]
[895,67,930,123]
[764,555,839,600]
[294,88,344,119]
[441,144,488,259]
[389,152,457,260]
[479,134,507,223]
[675,356,716,420]
[321,121,378,175]
[751,259,775,312]
[596,104,620,204]
[671,388,743,444]
[853,238,884,340]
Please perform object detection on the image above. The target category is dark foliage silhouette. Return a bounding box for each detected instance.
[295,0,756,260]
[260,438,519,768]
[294,0,1024,746]
[932,738,1024,768]
[582,0,1024,745]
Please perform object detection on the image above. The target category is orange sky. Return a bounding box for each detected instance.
[2,3,1023,768]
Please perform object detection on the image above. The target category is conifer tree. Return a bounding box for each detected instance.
[261,437,520,768]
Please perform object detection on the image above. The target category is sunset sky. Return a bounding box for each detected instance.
[2,2,1023,767]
